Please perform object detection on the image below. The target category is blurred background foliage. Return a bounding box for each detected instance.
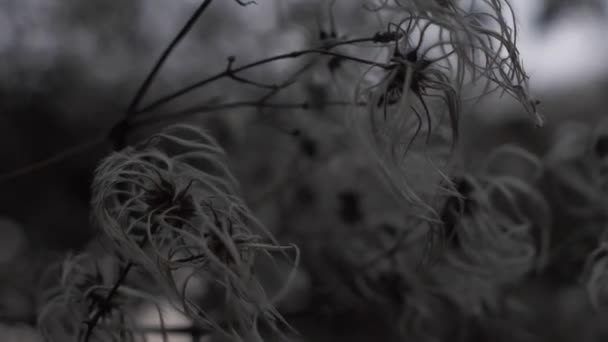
[2,0,608,341]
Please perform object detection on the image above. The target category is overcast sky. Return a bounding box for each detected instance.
[511,0,608,89]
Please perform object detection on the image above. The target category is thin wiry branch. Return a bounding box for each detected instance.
[0,34,398,182]
[0,0,218,181]
[133,38,395,116]
[81,263,134,342]
[132,100,369,129]
[126,0,216,117]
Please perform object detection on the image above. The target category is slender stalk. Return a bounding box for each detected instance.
[126,0,215,116]
[132,100,369,128]
[81,262,134,342]
[0,136,106,183]
[0,0,219,180]
[134,37,390,116]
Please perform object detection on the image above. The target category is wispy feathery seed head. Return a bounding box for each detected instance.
[429,146,551,316]
[351,0,538,224]
[37,253,131,342]
[91,124,298,340]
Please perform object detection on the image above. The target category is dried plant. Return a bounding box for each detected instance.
[37,253,145,342]
[428,145,551,318]
[89,124,298,341]
[342,0,544,229]
[21,1,561,341]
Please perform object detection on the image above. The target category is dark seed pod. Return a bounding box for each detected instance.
[294,184,316,207]
[595,135,608,158]
[300,137,318,158]
[337,190,363,224]
[440,177,476,249]
[328,56,343,72]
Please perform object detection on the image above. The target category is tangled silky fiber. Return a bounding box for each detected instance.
[544,119,608,219]
[37,253,137,342]
[37,254,96,342]
[348,0,542,223]
[432,145,551,315]
[545,118,608,310]
[580,119,608,310]
[581,242,608,311]
[91,124,298,341]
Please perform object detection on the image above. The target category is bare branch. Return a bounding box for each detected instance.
[126,0,216,116]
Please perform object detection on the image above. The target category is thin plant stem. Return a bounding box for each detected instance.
[134,37,390,116]
[126,0,216,117]
[132,100,369,128]
[81,262,134,342]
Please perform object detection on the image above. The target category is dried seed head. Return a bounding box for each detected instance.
[91,124,298,340]
[38,254,128,342]
[445,160,550,278]
[351,0,540,230]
